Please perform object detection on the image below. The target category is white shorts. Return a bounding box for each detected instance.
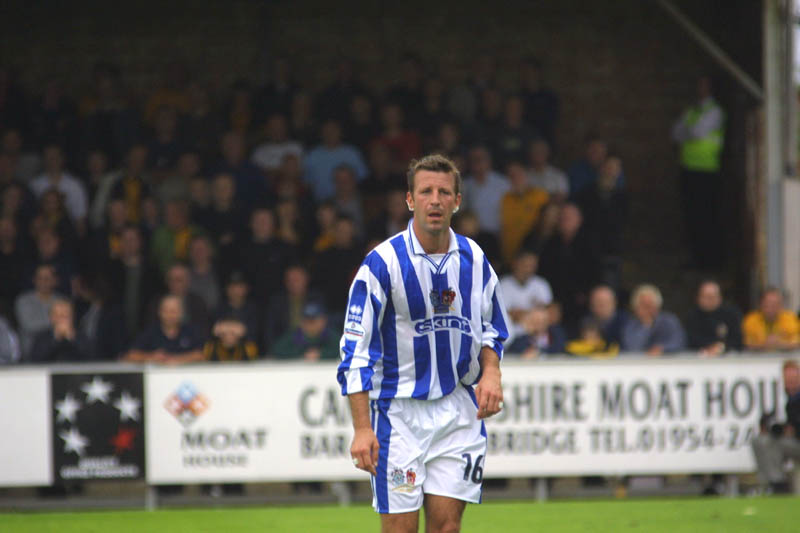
[369,385,487,514]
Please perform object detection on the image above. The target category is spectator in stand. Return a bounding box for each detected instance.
[346,93,378,153]
[332,164,365,232]
[538,203,600,330]
[2,128,41,182]
[30,79,78,154]
[462,145,509,237]
[508,307,566,359]
[14,264,64,355]
[360,143,403,223]
[188,175,211,221]
[368,187,411,241]
[147,105,185,180]
[187,235,221,313]
[250,113,303,176]
[32,228,75,297]
[527,138,568,201]
[303,119,367,202]
[315,59,367,123]
[385,53,425,127]
[143,64,191,126]
[500,160,549,266]
[312,202,338,253]
[576,153,628,289]
[419,78,452,147]
[83,149,111,201]
[1,179,37,231]
[0,217,30,314]
[275,196,308,251]
[585,285,630,348]
[150,199,204,276]
[310,214,362,314]
[29,145,88,233]
[431,121,464,160]
[519,57,559,148]
[108,225,159,342]
[124,295,204,364]
[452,209,500,268]
[184,82,222,160]
[622,284,686,355]
[742,288,800,351]
[28,299,84,363]
[567,135,618,198]
[215,130,264,207]
[447,53,496,125]
[263,264,321,353]
[566,317,620,358]
[290,91,316,146]
[214,271,261,349]
[32,188,79,254]
[0,315,20,364]
[239,207,296,308]
[90,143,150,229]
[194,173,244,266]
[87,198,127,268]
[475,87,504,135]
[686,280,743,355]
[225,79,254,137]
[492,94,538,170]
[203,317,259,362]
[72,276,126,361]
[154,150,200,207]
[499,250,553,337]
[521,201,561,253]
[270,299,340,361]
[156,263,211,337]
[254,57,298,126]
[373,102,422,172]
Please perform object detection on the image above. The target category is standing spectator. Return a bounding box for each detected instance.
[310,214,362,314]
[215,130,264,208]
[519,57,559,148]
[263,264,320,353]
[585,285,630,348]
[499,250,553,337]
[500,160,549,266]
[270,300,340,361]
[742,288,800,351]
[303,119,367,202]
[28,299,84,363]
[250,113,303,176]
[29,145,88,231]
[528,138,568,201]
[124,295,204,364]
[373,102,422,172]
[15,264,65,355]
[622,284,687,355]
[0,316,20,364]
[507,307,565,359]
[686,280,743,355]
[150,199,204,276]
[332,165,365,232]
[239,207,296,308]
[187,235,221,313]
[213,271,261,349]
[492,95,537,169]
[576,153,628,289]
[671,75,725,269]
[203,317,258,362]
[461,145,509,237]
[90,144,150,229]
[538,204,600,330]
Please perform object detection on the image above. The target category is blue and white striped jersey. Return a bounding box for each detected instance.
[337,220,509,400]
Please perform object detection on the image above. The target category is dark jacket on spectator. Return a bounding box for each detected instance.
[508,325,567,355]
[28,329,86,363]
[685,303,743,352]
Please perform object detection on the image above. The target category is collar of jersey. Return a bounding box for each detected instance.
[406,219,458,274]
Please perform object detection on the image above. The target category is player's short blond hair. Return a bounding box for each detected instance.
[407,154,462,196]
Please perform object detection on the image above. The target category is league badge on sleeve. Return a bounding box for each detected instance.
[430,288,456,314]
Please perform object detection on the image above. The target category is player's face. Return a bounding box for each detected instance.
[407,170,461,235]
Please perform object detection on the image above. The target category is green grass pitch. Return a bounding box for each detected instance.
[2,498,798,532]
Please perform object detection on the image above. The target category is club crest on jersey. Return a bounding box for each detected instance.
[390,466,417,493]
[430,287,456,314]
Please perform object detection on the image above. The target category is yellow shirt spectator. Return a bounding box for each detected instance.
[500,187,549,266]
[742,310,800,350]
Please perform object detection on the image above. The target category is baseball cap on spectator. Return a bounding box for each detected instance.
[302,300,327,319]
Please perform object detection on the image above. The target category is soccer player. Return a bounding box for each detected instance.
[337,154,508,532]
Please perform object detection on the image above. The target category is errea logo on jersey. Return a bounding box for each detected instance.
[347,305,364,323]
[414,315,471,335]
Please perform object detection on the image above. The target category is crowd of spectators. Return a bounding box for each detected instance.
[0,56,798,366]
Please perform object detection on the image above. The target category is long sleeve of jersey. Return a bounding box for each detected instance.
[480,254,509,360]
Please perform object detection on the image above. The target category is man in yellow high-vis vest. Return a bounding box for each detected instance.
[671,75,725,269]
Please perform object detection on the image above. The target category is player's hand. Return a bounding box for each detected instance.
[351,427,379,476]
[475,366,503,419]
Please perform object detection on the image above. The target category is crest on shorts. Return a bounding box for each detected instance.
[430,287,456,314]
[390,466,417,493]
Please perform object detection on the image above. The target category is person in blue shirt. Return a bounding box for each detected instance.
[303,119,367,202]
[621,284,686,355]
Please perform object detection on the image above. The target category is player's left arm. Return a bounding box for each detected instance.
[475,346,502,419]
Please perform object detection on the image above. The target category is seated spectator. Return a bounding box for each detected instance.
[575,153,628,289]
[194,173,245,253]
[418,78,453,147]
[0,315,21,364]
[72,276,126,361]
[154,263,211,337]
[385,53,425,126]
[263,264,321,351]
[124,295,204,364]
[373,102,422,172]
[156,150,200,208]
[345,92,378,153]
[28,298,84,363]
[270,300,340,361]
[239,207,296,308]
[311,202,337,253]
[15,264,64,356]
[90,143,150,229]
[106,148,153,227]
[538,203,600,330]
[148,106,185,180]
[84,149,112,200]
[303,119,367,202]
[500,160,549,266]
[214,130,264,208]
[332,164,365,232]
[499,250,553,335]
[743,288,800,351]
[250,113,303,175]
[1,180,37,230]
[214,271,261,349]
[368,187,411,242]
[430,121,464,160]
[567,135,608,198]
[492,94,538,169]
[462,145,509,237]
[686,280,743,355]
[452,209,500,268]
[33,188,79,252]
[290,91,316,146]
[254,57,298,126]
[585,285,630,347]
[188,175,211,219]
[0,217,32,313]
[2,128,41,182]
[203,317,258,362]
[507,307,566,359]
[150,199,205,276]
[527,138,568,201]
[87,198,128,267]
[622,284,686,355]
[187,235,221,313]
[521,201,561,253]
[29,145,88,232]
[566,317,620,358]
[310,214,363,313]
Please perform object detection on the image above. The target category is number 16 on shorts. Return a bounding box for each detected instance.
[462,453,484,483]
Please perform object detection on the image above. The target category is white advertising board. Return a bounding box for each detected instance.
[145,357,786,483]
[0,369,52,486]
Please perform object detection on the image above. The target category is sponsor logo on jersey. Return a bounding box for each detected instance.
[414,315,471,335]
[343,321,365,342]
[429,287,456,314]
